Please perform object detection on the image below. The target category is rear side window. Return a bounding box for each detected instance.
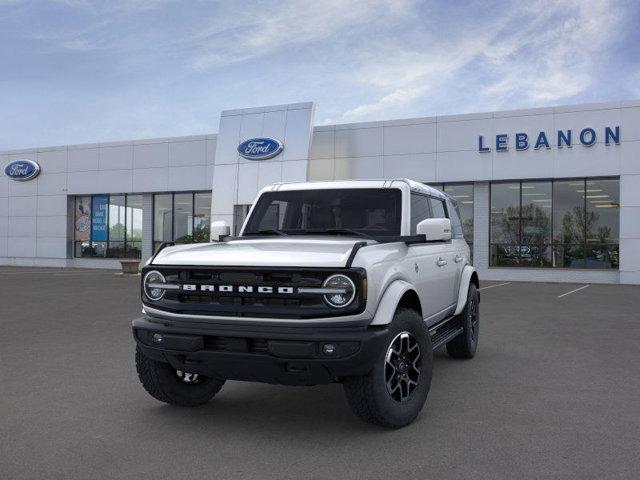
[410,194,431,234]
[446,197,464,239]
[430,198,447,219]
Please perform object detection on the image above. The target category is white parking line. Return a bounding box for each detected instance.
[478,282,511,291]
[0,271,62,275]
[0,270,114,275]
[51,272,117,276]
[557,284,590,298]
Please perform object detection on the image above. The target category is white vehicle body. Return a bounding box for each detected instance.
[146,179,478,328]
[133,179,481,426]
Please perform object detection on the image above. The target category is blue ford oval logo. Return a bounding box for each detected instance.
[4,159,41,181]
[237,137,283,160]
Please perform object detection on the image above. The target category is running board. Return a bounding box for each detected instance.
[430,320,464,350]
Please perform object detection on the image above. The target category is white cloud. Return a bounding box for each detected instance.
[337,35,493,121]
[334,0,625,122]
[481,0,622,105]
[191,0,414,69]
[339,85,429,121]
[0,0,634,149]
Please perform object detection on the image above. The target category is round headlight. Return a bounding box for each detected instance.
[143,270,166,301]
[322,274,356,308]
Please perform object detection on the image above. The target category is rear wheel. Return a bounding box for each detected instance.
[135,346,225,406]
[343,308,433,428]
[446,283,479,359]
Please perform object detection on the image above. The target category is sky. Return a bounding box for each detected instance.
[1,0,639,150]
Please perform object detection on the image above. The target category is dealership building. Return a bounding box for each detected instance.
[1,100,639,284]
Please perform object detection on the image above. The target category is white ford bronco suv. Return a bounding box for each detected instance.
[133,179,479,427]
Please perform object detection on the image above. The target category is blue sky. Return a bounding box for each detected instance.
[1,0,639,150]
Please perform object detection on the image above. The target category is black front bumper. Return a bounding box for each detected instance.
[132,316,389,386]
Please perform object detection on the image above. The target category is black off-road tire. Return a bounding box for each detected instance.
[446,283,479,359]
[343,308,433,428]
[135,346,225,406]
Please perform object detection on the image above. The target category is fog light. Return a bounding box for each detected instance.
[322,343,336,355]
[152,333,163,343]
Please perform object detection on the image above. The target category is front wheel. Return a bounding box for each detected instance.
[446,283,479,359]
[343,308,433,428]
[135,346,225,406]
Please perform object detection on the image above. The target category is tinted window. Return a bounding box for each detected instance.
[446,197,464,239]
[244,189,402,236]
[410,194,431,234]
[430,198,447,218]
[443,183,473,244]
[233,204,252,236]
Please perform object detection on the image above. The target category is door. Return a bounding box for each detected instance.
[429,197,458,314]
[409,243,452,323]
[408,193,453,323]
[446,196,468,303]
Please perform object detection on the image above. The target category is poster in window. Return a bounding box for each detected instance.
[92,195,108,242]
[74,196,91,241]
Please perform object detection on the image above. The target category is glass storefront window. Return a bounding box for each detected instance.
[194,192,212,242]
[152,191,212,251]
[491,178,619,269]
[74,196,92,257]
[126,195,143,258]
[153,194,172,252]
[108,195,126,258]
[553,180,586,268]
[490,182,520,267]
[520,181,552,267]
[73,193,143,259]
[586,179,619,242]
[173,193,193,243]
[585,178,619,269]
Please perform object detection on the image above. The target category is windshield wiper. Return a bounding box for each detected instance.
[245,229,288,236]
[305,228,373,239]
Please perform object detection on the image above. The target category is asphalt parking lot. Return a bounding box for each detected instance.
[1,268,639,480]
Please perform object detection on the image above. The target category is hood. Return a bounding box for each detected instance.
[151,236,372,268]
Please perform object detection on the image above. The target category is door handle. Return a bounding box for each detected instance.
[454,254,464,263]
[436,258,447,267]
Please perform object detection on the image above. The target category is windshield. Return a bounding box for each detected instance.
[242,188,402,237]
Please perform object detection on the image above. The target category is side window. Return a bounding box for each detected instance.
[430,197,447,219]
[446,198,464,239]
[410,193,431,234]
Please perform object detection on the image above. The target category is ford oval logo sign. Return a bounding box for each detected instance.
[4,159,41,181]
[237,137,283,160]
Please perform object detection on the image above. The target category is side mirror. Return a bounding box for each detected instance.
[210,220,231,242]
[416,218,452,242]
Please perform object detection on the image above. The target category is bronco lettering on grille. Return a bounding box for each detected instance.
[181,284,295,294]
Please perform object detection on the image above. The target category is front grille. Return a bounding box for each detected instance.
[143,266,366,319]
